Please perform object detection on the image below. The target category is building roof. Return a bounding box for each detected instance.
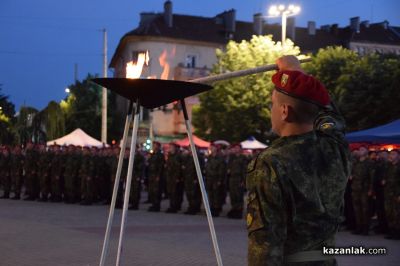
[110,10,400,68]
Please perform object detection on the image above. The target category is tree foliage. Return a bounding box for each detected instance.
[305,47,400,132]
[43,101,65,141]
[0,88,16,144]
[61,74,123,143]
[192,35,301,142]
[61,74,102,139]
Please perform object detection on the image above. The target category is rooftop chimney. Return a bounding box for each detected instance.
[253,13,264,35]
[217,9,236,33]
[350,16,360,32]
[361,20,370,28]
[320,25,330,32]
[307,21,316,35]
[164,0,173,28]
[287,17,296,41]
[380,20,389,30]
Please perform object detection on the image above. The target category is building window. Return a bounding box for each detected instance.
[185,54,197,68]
[132,51,147,62]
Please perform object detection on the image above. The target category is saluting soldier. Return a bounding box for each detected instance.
[165,143,183,213]
[182,147,203,215]
[205,143,227,217]
[10,145,24,199]
[147,141,164,212]
[246,56,350,265]
[226,144,248,219]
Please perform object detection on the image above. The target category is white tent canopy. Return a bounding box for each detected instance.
[240,136,268,150]
[47,128,105,147]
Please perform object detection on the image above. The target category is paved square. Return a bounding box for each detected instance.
[0,198,398,266]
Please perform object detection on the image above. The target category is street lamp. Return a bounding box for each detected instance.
[268,4,301,47]
[65,88,70,94]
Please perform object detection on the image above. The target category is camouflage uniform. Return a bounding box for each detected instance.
[129,151,145,210]
[227,153,248,218]
[99,148,112,203]
[182,151,203,214]
[10,147,24,199]
[108,149,119,205]
[49,146,63,202]
[80,148,95,205]
[24,144,39,200]
[165,150,183,212]
[147,150,164,211]
[37,146,52,201]
[63,146,81,203]
[0,148,11,198]
[373,158,390,233]
[205,152,227,216]
[351,158,373,234]
[384,160,400,237]
[246,125,350,265]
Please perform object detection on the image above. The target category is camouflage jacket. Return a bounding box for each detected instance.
[351,159,373,193]
[227,154,248,180]
[182,152,204,185]
[246,128,350,265]
[385,162,400,196]
[205,154,226,183]
[165,152,182,182]
[147,151,164,178]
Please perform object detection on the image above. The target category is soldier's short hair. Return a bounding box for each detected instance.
[276,91,320,124]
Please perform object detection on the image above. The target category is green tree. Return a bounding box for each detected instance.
[43,101,65,141]
[303,46,358,100]
[336,53,400,131]
[61,74,102,139]
[0,87,16,144]
[192,35,301,142]
[61,74,123,143]
[15,106,39,144]
[306,48,400,131]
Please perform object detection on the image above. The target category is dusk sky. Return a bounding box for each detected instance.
[1,0,399,111]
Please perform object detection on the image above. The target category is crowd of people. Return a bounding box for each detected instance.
[345,147,400,239]
[0,141,251,219]
[1,141,399,233]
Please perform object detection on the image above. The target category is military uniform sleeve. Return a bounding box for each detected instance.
[314,100,346,140]
[246,156,287,266]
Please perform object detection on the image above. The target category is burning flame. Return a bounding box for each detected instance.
[159,47,176,80]
[126,51,149,79]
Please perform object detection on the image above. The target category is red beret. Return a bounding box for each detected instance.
[272,70,330,106]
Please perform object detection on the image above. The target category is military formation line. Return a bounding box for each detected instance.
[346,147,400,240]
[0,141,250,219]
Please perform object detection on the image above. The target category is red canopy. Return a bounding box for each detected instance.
[175,135,210,148]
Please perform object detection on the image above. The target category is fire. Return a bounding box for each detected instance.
[126,51,149,79]
[159,47,176,80]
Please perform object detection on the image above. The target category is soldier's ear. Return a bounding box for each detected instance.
[280,103,290,121]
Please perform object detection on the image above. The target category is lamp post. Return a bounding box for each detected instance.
[268,4,301,47]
